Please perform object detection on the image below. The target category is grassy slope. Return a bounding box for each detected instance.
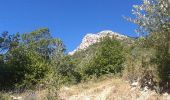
[1,77,169,100]
[59,77,170,100]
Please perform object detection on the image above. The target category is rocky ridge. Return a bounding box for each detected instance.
[69,30,128,55]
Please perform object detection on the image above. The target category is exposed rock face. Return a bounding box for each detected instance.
[69,30,128,55]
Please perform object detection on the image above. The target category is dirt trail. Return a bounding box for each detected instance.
[67,83,115,100]
[59,78,170,100]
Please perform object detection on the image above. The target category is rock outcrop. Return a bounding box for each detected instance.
[69,30,128,55]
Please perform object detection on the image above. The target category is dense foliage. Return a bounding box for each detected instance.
[72,36,125,80]
[0,28,65,90]
[124,0,170,92]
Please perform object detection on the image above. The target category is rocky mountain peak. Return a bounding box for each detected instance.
[68,30,128,55]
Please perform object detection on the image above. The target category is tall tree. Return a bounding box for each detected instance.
[0,31,20,54]
[21,28,65,60]
[127,0,170,35]
[0,28,66,89]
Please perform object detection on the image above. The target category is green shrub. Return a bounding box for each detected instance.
[79,37,125,79]
[123,36,169,91]
[0,47,50,89]
[123,43,160,88]
[52,54,81,85]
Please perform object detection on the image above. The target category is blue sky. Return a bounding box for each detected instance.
[0,0,140,52]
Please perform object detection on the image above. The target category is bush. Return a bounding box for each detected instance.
[0,46,50,89]
[79,37,125,79]
[123,43,160,88]
[52,54,81,85]
[122,36,169,92]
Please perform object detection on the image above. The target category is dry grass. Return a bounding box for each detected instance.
[1,89,57,100]
[59,77,170,100]
[59,77,128,100]
[1,77,169,100]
